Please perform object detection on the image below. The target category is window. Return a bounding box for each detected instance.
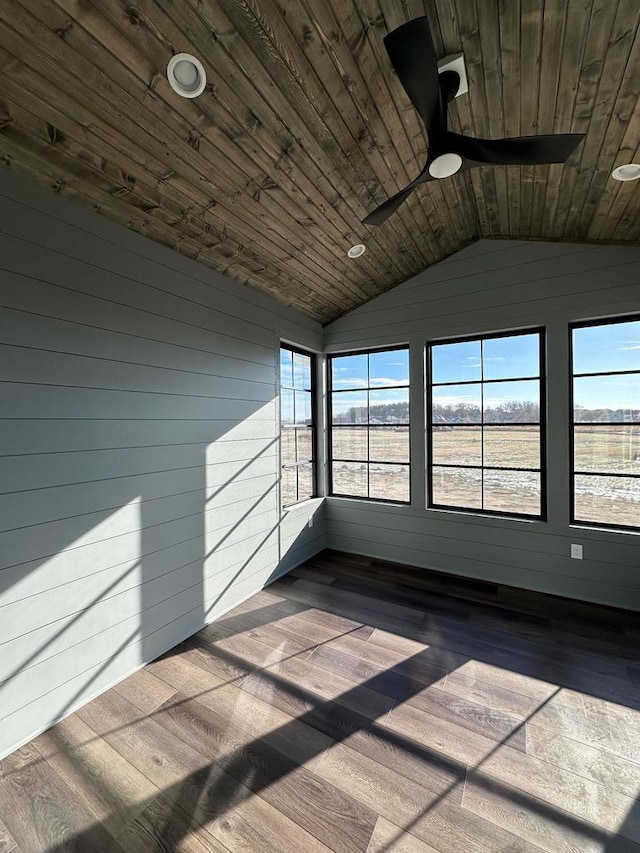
[571,316,640,530]
[280,345,316,507]
[329,347,410,503]
[428,329,545,518]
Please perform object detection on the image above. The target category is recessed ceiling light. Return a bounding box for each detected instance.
[347,244,366,258]
[167,53,206,99]
[611,163,640,182]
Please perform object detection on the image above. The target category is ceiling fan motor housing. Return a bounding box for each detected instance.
[428,152,464,179]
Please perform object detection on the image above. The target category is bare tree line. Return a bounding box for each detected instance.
[334,401,640,425]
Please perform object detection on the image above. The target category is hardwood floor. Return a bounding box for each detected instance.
[1,550,640,852]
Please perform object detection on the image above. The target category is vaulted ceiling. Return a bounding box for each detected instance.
[0,0,638,323]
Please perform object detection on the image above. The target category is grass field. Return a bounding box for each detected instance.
[572,426,640,525]
[329,425,640,524]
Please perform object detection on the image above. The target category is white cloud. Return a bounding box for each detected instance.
[465,355,507,362]
[618,343,640,351]
[332,377,366,387]
[370,378,408,387]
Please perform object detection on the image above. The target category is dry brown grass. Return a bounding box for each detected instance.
[328,425,640,524]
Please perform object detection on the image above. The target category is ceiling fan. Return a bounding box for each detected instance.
[363,16,585,227]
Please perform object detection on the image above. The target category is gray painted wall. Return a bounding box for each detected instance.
[324,239,640,611]
[0,169,325,759]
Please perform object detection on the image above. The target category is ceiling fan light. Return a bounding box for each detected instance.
[611,163,640,182]
[347,244,366,258]
[428,153,463,179]
[167,53,206,98]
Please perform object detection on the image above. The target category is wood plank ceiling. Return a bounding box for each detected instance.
[0,0,638,323]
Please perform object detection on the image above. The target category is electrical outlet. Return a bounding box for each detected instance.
[571,544,583,560]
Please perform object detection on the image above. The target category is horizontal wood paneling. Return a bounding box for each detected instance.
[0,419,276,455]
[324,239,640,611]
[0,346,275,400]
[0,307,277,384]
[0,446,277,495]
[0,382,276,421]
[0,168,325,760]
[324,499,640,568]
[0,463,277,532]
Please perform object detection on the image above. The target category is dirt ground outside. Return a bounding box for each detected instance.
[329,425,639,524]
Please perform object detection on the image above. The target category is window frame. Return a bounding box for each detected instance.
[569,314,640,533]
[279,342,317,508]
[327,344,411,504]
[427,327,547,521]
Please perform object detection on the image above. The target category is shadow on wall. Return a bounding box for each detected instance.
[0,396,320,760]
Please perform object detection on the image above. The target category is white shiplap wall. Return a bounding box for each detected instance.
[324,239,640,612]
[0,168,325,759]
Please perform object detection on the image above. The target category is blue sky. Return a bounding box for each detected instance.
[331,349,410,388]
[280,348,312,390]
[573,321,640,373]
[280,349,312,424]
[431,333,540,383]
[284,320,640,418]
[572,321,639,409]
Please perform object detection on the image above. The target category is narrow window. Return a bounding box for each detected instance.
[428,329,545,519]
[329,346,410,503]
[280,345,316,507]
[571,316,640,530]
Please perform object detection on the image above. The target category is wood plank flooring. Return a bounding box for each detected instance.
[1,549,640,852]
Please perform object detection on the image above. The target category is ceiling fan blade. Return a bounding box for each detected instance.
[362,161,435,226]
[362,185,417,227]
[447,132,585,166]
[384,17,441,133]
[363,17,442,227]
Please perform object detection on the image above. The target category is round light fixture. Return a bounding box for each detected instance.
[347,244,366,259]
[167,53,206,99]
[428,152,463,179]
[611,163,640,182]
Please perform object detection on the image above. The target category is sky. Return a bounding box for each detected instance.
[280,349,312,424]
[282,320,640,421]
[333,320,640,409]
[331,349,410,389]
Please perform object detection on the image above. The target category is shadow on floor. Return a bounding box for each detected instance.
[15,578,637,853]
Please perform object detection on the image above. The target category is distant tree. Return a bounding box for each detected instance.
[334,400,640,425]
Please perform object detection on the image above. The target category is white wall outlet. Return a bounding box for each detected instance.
[571,544,583,560]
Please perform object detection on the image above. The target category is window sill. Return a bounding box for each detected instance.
[328,494,411,508]
[281,496,324,516]
[428,505,544,524]
[570,522,640,538]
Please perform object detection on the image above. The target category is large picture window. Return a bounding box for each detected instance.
[329,347,410,503]
[571,316,640,530]
[428,329,545,518]
[280,345,316,507]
